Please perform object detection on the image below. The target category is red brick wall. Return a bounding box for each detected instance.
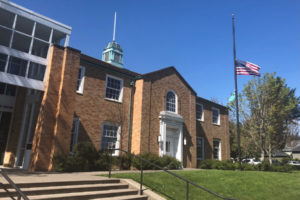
[25,47,230,171]
[74,57,134,153]
[196,99,230,165]
[137,69,198,168]
[30,46,80,171]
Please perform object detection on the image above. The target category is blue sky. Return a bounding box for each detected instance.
[14,0,300,105]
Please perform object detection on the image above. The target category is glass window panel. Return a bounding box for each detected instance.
[5,84,16,96]
[0,53,7,72]
[212,108,219,124]
[101,124,119,154]
[0,8,15,28]
[0,82,5,94]
[166,91,176,112]
[31,39,49,58]
[197,137,204,160]
[15,16,34,35]
[7,56,27,77]
[166,141,170,152]
[70,117,79,152]
[105,52,109,61]
[213,140,220,160]
[0,27,12,47]
[28,62,46,81]
[34,23,51,41]
[11,32,31,53]
[105,76,122,101]
[114,53,120,62]
[196,104,203,120]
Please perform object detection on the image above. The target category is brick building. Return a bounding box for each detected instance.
[0,0,230,171]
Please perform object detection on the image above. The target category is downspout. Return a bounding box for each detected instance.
[126,80,135,152]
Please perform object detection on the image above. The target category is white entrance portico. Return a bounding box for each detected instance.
[159,111,184,162]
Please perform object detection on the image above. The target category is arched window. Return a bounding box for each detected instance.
[166,91,176,112]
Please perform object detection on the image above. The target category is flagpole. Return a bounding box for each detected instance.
[232,14,242,170]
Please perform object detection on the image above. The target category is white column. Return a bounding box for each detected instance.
[179,124,183,162]
[162,122,167,156]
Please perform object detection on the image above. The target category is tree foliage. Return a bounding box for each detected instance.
[228,73,300,163]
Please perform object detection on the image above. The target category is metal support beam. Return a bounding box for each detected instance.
[64,35,70,47]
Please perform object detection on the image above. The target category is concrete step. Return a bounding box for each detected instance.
[0,183,129,197]
[0,178,149,200]
[94,194,149,200]
[27,188,139,200]
[2,179,121,188]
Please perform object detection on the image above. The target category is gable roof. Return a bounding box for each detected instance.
[196,96,227,110]
[142,66,196,95]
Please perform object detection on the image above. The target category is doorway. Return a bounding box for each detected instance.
[166,128,179,159]
[0,112,12,165]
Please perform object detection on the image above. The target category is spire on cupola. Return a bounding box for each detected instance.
[102,12,123,68]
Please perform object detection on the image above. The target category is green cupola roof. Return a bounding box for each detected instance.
[102,12,124,68]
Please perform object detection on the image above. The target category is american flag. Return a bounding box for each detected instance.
[235,59,261,76]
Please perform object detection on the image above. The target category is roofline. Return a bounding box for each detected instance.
[1,0,72,34]
[80,53,140,79]
[142,66,197,95]
[197,96,227,110]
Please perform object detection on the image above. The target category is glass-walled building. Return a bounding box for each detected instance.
[0,0,71,169]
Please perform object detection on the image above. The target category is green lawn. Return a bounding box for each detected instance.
[104,170,300,200]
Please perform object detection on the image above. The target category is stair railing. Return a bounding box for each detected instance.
[107,149,237,200]
[0,168,29,200]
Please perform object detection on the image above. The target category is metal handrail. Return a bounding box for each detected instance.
[108,149,237,200]
[0,168,29,200]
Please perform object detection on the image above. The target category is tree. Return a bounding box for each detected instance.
[242,73,300,163]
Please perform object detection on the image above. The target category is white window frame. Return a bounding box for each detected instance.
[212,107,220,125]
[196,103,204,121]
[101,122,120,156]
[76,66,85,94]
[213,139,221,160]
[70,117,79,153]
[197,137,204,160]
[105,74,124,102]
[166,90,177,113]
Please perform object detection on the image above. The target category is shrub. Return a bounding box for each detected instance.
[160,155,182,169]
[199,160,235,170]
[118,153,132,170]
[54,142,105,172]
[132,153,182,170]
[199,160,215,169]
[198,159,294,172]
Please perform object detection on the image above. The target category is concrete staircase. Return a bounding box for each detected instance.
[0,179,148,200]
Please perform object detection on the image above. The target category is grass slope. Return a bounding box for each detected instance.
[107,170,300,200]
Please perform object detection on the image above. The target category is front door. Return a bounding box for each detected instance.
[166,128,179,158]
[0,112,12,165]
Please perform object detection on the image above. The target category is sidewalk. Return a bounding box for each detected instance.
[0,167,201,184]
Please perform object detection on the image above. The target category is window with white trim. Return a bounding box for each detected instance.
[213,139,221,160]
[212,107,220,125]
[101,123,120,156]
[196,103,204,121]
[105,75,123,102]
[166,91,176,113]
[70,117,79,153]
[76,66,85,94]
[197,137,204,160]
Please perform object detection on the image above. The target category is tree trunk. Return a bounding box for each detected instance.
[268,143,272,165]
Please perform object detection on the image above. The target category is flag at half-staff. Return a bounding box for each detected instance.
[236,59,261,76]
